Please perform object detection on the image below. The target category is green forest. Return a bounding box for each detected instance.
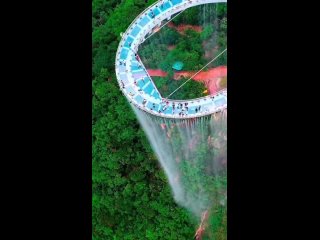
[139,4,227,99]
[92,0,227,239]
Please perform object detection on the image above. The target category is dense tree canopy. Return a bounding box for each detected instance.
[93,1,197,239]
[138,3,227,99]
[92,1,227,239]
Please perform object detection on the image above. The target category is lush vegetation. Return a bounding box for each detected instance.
[153,76,207,100]
[92,0,227,239]
[139,4,227,99]
[161,117,227,240]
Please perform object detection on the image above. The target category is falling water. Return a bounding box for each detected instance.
[132,107,227,217]
[132,3,227,219]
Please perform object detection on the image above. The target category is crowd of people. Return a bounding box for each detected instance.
[120,75,224,117]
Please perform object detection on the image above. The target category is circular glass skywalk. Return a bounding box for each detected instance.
[115,0,227,119]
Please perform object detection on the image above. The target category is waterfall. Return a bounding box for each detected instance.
[132,107,227,217]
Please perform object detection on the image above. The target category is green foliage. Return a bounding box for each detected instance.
[160,27,181,45]
[201,25,214,41]
[220,17,227,31]
[140,43,169,69]
[172,7,199,25]
[216,4,227,19]
[92,1,198,239]
[93,1,227,239]
[153,76,207,100]
[152,29,204,72]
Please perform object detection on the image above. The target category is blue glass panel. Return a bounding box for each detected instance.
[214,97,227,107]
[135,95,144,104]
[120,48,129,59]
[171,0,183,6]
[160,2,171,11]
[144,83,154,95]
[130,25,141,37]
[139,16,150,27]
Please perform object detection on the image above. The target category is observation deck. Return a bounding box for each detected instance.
[115,0,227,119]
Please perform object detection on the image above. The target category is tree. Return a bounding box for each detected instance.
[92,1,227,239]
[201,25,214,41]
